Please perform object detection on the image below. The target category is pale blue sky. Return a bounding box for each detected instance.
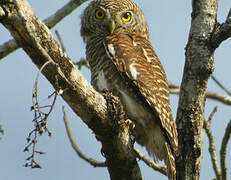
[0,0,231,179]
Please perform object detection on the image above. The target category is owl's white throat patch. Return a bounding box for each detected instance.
[107,44,116,56]
[129,64,139,80]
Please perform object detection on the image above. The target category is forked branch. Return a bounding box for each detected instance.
[211,8,231,48]
[0,1,142,179]
[63,105,168,177]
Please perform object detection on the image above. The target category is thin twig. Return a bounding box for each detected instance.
[211,75,231,96]
[55,30,66,54]
[169,83,231,106]
[62,106,106,167]
[220,119,231,180]
[134,148,167,176]
[74,58,90,70]
[168,82,179,89]
[206,92,231,106]
[33,61,52,121]
[203,106,221,180]
[0,0,89,59]
[207,106,218,122]
[25,61,57,168]
[43,0,89,29]
[63,99,168,175]
[55,30,89,71]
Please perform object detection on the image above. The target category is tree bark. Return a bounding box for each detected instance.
[176,0,218,179]
[2,0,231,179]
[0,0,142,179]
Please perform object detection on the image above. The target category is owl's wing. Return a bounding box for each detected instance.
[105,34,178,155]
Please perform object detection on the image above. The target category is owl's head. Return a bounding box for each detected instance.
[81,0,149,42]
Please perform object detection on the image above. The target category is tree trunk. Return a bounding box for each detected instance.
[176,0,218,179]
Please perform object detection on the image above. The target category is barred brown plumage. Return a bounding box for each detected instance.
[81,0,179,179]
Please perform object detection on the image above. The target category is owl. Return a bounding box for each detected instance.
[81,0,178,179]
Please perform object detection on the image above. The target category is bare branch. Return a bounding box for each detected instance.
[207,106,217,123]
[211,75,231,96]
[0,39,18,60]
[220,120,231,180]
[169,83,231,106]
[203,107,221,180]
[24,61,58,168]
[206,91,231,106]
[62,106,106,167]
[54,30,90,71]
[211,8,231,48]
[134,148,167,176]
[55,30,66,54]
[43,0,89,29]
[32,61,52,122]
[74,58,90,70]
[0,0,89,60]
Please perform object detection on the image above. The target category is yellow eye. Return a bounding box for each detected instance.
[122,12,132,22]
[95,9,105,19]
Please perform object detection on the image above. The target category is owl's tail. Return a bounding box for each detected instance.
[164,143,176,180]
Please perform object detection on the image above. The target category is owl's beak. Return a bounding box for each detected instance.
[109,20,115,35]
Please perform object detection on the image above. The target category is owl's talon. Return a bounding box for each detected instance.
[102,91,127,123]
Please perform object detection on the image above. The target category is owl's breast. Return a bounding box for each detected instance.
[92,64,121,93]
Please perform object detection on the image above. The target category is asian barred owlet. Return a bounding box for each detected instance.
[81,0,179,179]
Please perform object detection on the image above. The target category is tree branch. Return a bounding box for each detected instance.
[55,30,66,54]
[169,83,231,106]
[176,0,218,179]
[211,75,231,96]
[24,61,57,168]
[203,107,221,180]
[62,106,106,167]
[0,39,18,60]
[63,101,168,174]
[134,148,167,176]
[0,0,88,59]
[211,8,231,48]
[220,120,231,180]
[0,1,142,179]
